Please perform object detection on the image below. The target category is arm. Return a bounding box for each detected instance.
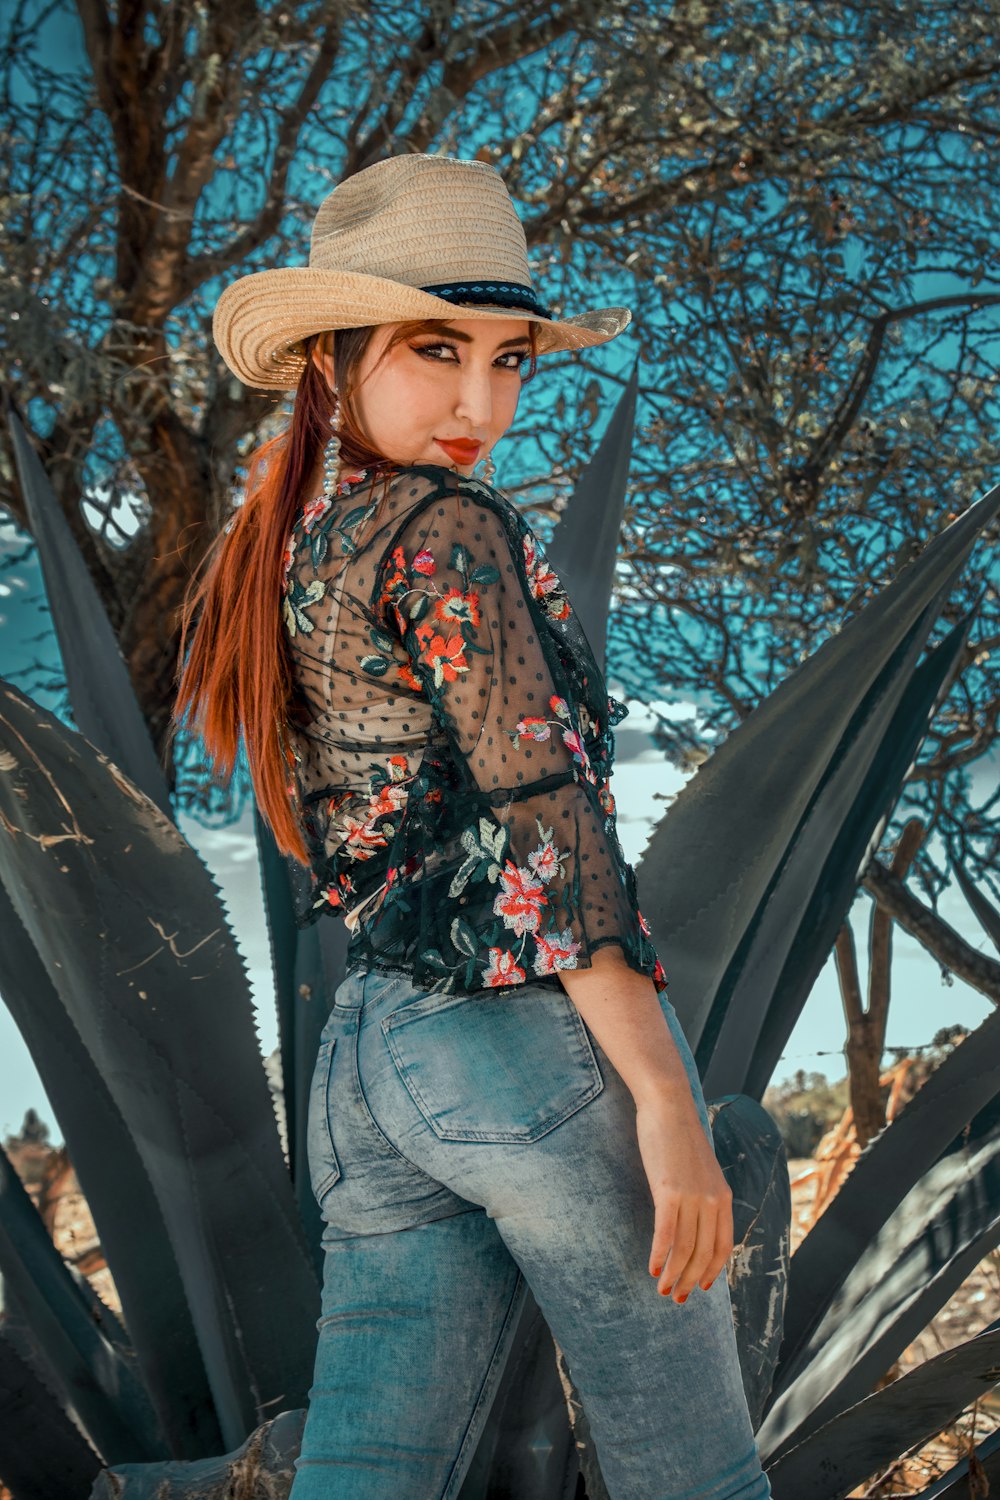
[378,471,661,992]
[559,946,697,1105]
[559,948,733,1301]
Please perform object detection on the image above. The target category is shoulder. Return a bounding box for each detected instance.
[383,463,513,509]
[380,464,525,541]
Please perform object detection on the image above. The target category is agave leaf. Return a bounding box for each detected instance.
[758,1094,1000,1462]
[4,395,172,821]
[254,804,356,1271]
[0,879,223,1457]
[914,1423,1000,1496]
[722,616,973,1100]
[634,477,1000,1084]
[0,680,320,1450]
[543,359,639,670]
[709,1095,790,1427]
[0,1140,165,1462]
[764,1318,1000,1499]
[89,1409,307,1499]
[950,861,1000,957]
[776,1001,1000,1384]
[0,1327,103,1499]
[252,811,305,1179]
[253,808,342,1265]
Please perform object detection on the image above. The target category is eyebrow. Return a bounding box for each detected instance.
[428,324,531,350]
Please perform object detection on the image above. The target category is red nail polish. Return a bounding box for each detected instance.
[651,1265,662,1277]
[677,1292,688,1303]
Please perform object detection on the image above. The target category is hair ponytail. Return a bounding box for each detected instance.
[172,318,538,863]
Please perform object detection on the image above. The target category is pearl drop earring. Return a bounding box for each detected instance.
[476,452,496,483]
[322,385,341,497]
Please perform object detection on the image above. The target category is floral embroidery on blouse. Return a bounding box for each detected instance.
[280,463,668,998]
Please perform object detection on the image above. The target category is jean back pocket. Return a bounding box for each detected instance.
[306,1033,342,1207]
[381,985,604,1143]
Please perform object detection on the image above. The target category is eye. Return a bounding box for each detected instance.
[411,342,531,370]
[412,342,458,361]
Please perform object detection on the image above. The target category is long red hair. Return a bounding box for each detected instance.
[172,318,539,864]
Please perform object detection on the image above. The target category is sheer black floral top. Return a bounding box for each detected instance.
[280,461,668,999]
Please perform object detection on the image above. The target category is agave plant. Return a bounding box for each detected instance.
[1,374,998,1498]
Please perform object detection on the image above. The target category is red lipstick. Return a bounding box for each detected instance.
[436,438,482,465]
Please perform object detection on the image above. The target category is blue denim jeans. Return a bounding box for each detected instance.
[289,966,772,1500]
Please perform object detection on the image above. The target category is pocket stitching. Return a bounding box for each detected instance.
[381,994,605,1144]
[309,1035,342,1203]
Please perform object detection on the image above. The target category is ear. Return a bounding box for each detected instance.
[310,333,336,390]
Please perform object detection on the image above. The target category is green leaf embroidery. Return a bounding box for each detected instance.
[477,816,509,862]
[283,577,326,637]
[369,625,396,653]
[449,915,480,958]
[450,541,473,575]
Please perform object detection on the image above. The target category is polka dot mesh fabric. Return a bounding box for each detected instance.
[281,462,668,998]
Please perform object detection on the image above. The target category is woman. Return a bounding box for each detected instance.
[175,154,771,1499]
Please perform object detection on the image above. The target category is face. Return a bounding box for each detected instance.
[312,317,532,476]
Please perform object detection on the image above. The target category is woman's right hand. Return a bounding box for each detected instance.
[634,1098,734,1304]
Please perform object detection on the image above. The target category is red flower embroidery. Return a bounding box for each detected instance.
[301,494,332,533]
[532,929,582,974]
[527,834,566,884]
[482,948,528,987]
[514,715,550,743]
[493,860,548,935]
[415,623,470,685]
[435,585,481,627]
[342,809,392,858]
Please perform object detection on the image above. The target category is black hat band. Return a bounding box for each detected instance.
[419,280,553,321]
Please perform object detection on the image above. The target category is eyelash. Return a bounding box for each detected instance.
[412,342,530,370]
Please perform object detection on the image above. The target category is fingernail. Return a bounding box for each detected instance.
[677,1292,688,1304]
[659,1282,673,1296]
[651,1265,662,1277]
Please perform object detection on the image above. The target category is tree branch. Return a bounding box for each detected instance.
[175,15,344,305]
[862,856,1000,1005]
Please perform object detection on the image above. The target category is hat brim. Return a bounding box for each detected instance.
[212,267,631,390]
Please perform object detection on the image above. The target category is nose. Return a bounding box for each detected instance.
[452,359,495,434]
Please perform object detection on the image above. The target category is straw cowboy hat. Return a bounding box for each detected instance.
[212,153,631,390]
